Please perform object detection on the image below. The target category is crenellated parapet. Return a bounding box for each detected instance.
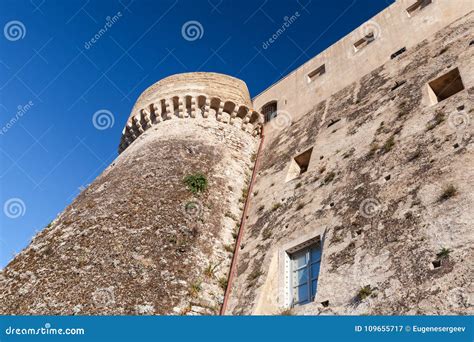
[118,72,263,153]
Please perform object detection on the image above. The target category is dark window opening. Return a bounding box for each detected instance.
[354,32,375,51]
[391,80,406,91]
[307,64,326,82]
[327,118,341,128]
[391,47,406,59]
[428,68,465,104]
[262,101,277,123]
[406,0,432,16]
[294,148,313,175]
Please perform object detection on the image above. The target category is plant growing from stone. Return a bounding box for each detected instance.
[438,184,457,202]
[436,247,451,259]
[357,285,373,301]
[184,173,208,194]
[218,277,228,291]
[204,263,218,279]
[189,281,202,297]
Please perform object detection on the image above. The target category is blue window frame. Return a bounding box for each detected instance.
[290,243,321,306]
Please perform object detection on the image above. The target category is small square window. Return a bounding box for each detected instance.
[307,64,326,83]
[353,32,375,52]
[286,148,313,182]
[406,0,432,17]
[289,241,322,307]
[427,68,465,105]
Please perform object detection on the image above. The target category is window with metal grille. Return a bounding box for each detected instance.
[261,101,277,123]
[290,242,321,306]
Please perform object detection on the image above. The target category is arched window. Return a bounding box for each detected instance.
[261,101,277,123]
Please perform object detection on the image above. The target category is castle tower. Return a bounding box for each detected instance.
[0,72,262,315]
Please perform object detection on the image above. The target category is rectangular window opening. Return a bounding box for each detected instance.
[289,240,322,307]
[307,64,326,83]
[285,147,313,182]
[406,0,432,16]
[262,101,277,123]
[353,32,375,52]
[427,68,465,105]
[391,47,406,59]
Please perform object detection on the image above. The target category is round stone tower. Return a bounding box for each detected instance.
[0,72,262,315]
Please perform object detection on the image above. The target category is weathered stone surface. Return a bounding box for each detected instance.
[0,79,259,315]
[0,2,472,317]
[227,10,473,315]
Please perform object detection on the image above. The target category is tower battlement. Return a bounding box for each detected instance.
[119,72,263,153]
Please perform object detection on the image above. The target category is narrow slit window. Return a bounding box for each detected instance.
[427,68,465,105]
[289,241,321,307]
[261,101,277,123]
[353,32,375,52]
[391,47,406,59]
[307,64,326,83]
[406,0,432,16]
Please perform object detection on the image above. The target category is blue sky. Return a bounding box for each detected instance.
[0,0,394,268]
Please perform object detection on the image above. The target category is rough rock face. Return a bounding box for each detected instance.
[227,12,473,315]
[0,94,259,315]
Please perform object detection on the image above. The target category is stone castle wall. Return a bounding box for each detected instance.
[253,0,473,125]
[119,72,260,153]
[0,1,472,317]
[0,74,261,315]
[227,9,473,315]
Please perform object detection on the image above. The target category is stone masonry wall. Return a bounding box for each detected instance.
[227,12,473,315]
[0,114,258,315]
